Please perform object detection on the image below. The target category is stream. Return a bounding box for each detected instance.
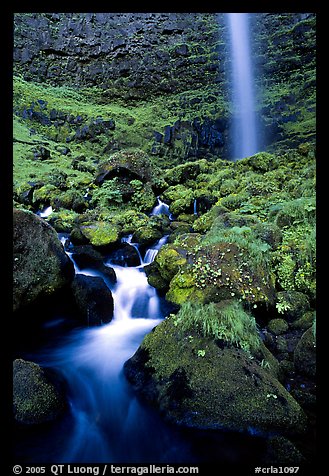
[13,200,266,465]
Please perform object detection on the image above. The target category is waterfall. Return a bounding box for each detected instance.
[193,199,198,216]
[143,235,168,265]
[151,197,173,219]
[228,13,259,160]
[37,205,53,218]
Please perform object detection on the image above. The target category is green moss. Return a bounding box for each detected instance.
[166,266,203,305]
[267,318,289,335]
[135,317,307,435]
[80,222,120,247]
[48,209,79,233]
[154,245,187,282]
[134,225,162,247]
[13,358,65,425]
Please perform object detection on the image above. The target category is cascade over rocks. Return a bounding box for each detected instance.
[13,208,74,312]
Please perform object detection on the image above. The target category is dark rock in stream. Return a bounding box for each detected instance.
[13,358,67,425]
[107,243,141,267]
[13,208,74,312]
[71,274,114,326]
[71,244,117,284]
[293,328,316,378]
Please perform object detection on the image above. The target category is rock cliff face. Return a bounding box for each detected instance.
[13,13,222,99]
[13,12,316,159]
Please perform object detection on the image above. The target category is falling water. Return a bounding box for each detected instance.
[228,13,259,160]
[15,201,266,464]
[151,197,173,219]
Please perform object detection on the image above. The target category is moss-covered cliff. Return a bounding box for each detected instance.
[13,13,316,162]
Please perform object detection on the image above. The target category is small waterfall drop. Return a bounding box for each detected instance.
[151,197,173,219]
[228,13,259,160]
[37,205,53,218]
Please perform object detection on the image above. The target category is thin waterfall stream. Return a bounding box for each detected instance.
[228,13,259,160]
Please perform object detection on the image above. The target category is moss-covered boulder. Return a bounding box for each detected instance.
[267,318,289,335]
[13,359,67,425]
[79,221,120,248]
[162,184,194,217]
[290,311,315,331]
[152,244,188,282]
[133,226,163,248]
[47,209,80,233]
[124,316,307,436]
[163,161,203,185]
[294,327,316,378]
[13,208,74,312]
[95,149,160,186]
[166,239,275,306]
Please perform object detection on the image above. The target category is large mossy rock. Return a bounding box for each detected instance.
[166,241,275,306]
[95,149,162,188]
[13,359,67,425]
[124,318,307,436]
[79,222,121,248]
[13,208,74,312]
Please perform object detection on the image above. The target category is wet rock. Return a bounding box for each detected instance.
[294,328,316,378]
[13,359,67,425]
[107,243,141,267]
[290,311,315,331]
[71,274,114,325]
[264,436,306,465]
[13,208,74,312]
[71,245,117,284]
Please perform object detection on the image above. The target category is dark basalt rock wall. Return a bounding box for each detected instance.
[13,12,316,156]
[13,13,222,100]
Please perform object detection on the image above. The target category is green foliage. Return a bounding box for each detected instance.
[273,223,316,299]
[219,192,249,211]
[276,294,292,314]
[272,197,316,228]
[90,179,123,208]
[171,300,261,354]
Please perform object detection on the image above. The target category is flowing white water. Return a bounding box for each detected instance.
[151,197,173,219]
[143,235,168,265]
[25,240,167,462]
[228,13,259,160]
[19,201,184,462]
[37,205,53,218]
[16,206,265,464]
